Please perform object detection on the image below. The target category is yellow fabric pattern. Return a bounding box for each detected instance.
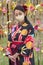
[21,29,28,36]
[26,41,33,49]
[22,23,28,27]
[23,61,29,65]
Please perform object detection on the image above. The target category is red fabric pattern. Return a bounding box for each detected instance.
[24,35,34,44]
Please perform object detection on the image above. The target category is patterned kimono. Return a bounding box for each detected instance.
[8,22,35,65]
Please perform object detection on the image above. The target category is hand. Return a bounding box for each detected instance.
[13,53,19,59]
[8,53,19,62]
[8,55,15,62]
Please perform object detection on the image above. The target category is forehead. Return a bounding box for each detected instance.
[14,10,24,14]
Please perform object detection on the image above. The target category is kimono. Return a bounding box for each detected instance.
[8,22,35,65]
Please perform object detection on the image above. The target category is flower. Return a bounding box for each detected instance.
[41,50,43,53]
[0,8,2,11]
[23,5,28,12]
[4,31,8,35]
[23,61,30,65]
[26,41,33,49]
[6,0,10,3]
[29,5,35,11]
[35,4,40,9]
[0,2,2,7]
[38,27,43,31]
[21,29,28,36]
[11,1,16,10]
[0,46,3,51]
[40,3,43,7]
[36,20,41,25]
[34,25,38,30]
[3,53,6,56]
[2,7,7,14]
[35,48,40,52]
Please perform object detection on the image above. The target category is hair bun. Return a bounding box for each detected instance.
[22,5,28,12]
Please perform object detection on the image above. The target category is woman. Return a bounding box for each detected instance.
[7,5,35,65]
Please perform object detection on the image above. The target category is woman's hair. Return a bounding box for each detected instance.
[14,5,25,13]
[24,16,31,24]
[24,16,34,35]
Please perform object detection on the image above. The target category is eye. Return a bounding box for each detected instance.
[15,14,18,16]
[19,12,22,15]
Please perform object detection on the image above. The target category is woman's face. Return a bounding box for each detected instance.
[14,10,25,23]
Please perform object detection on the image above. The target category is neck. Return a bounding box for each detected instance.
[18,21,25,25]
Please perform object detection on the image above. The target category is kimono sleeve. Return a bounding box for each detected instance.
[17,35,34,56]
[28,24,34,35]
[8,25,16,42]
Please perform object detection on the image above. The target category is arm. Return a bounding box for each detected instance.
[17,35,34,56]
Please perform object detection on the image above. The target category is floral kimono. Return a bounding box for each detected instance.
[8,22,35,65]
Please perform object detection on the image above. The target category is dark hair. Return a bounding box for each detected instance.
[14,5,25,13]
[14,5,28,13]
[24,16,31,24]
[24,16,34,34]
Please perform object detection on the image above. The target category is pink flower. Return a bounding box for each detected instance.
[40,3,43,6]
[35,48,40,52]
[6,0,10,3]
[2,7,7,14]
[29,6,35,11]
[38,40,42,44]
[36,20,41,25]
[34,25,38,30]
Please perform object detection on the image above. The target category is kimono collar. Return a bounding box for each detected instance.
[22,22,28,27]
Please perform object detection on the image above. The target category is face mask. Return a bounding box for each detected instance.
[15,14,25,22]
